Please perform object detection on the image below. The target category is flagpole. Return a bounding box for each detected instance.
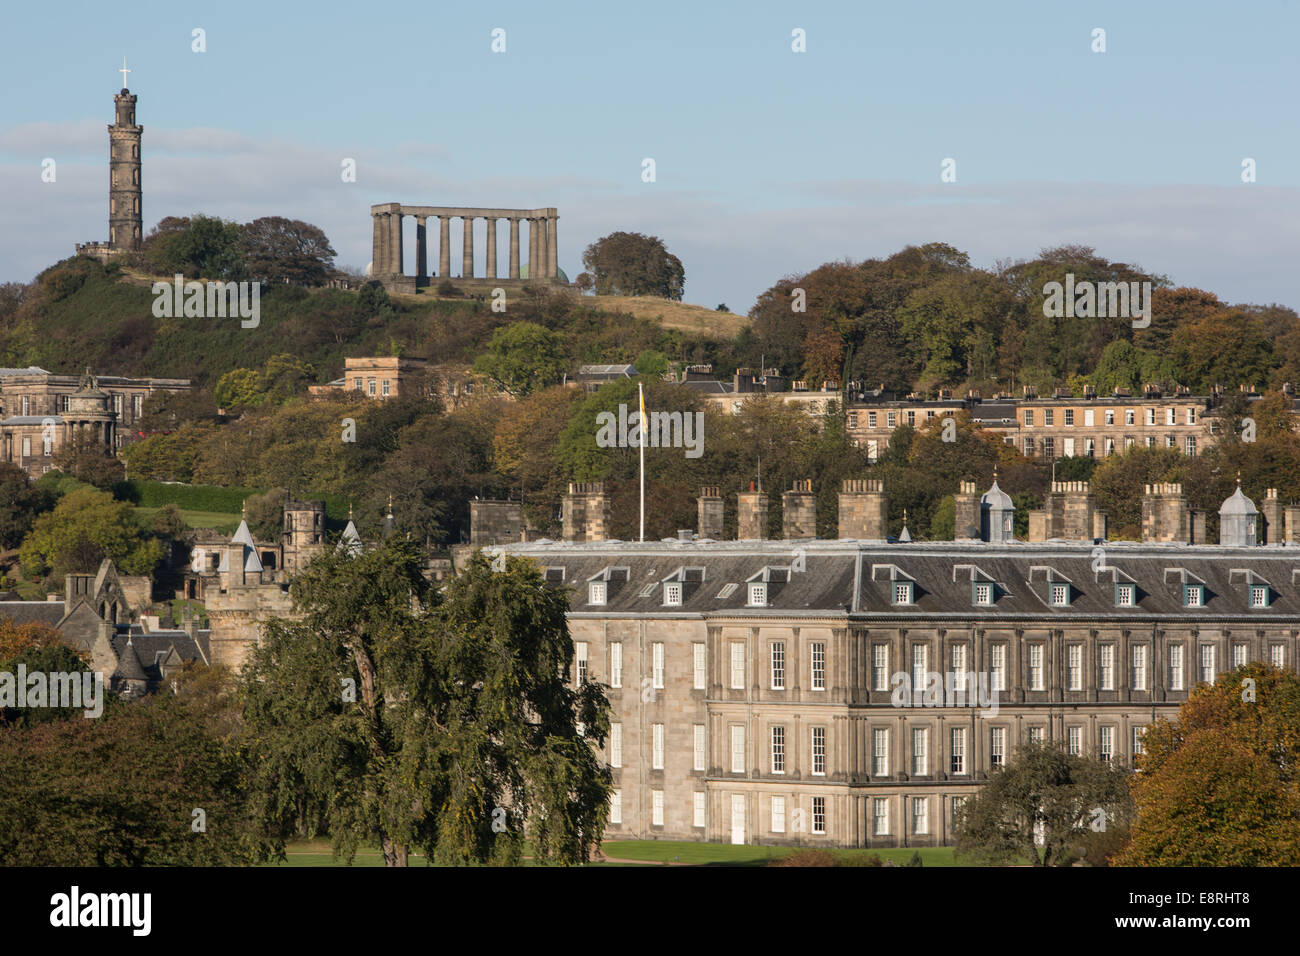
[639,382,646,542]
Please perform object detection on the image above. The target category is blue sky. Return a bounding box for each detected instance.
[3,0,1298,311]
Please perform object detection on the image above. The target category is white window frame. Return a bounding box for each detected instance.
[812,796,826,835]
[990,644,1005,692]
[692,642,706,689]
[1169,644,1184,691]
[951,726,966,775]
[872,644,889,691]
[1200,644,1216,684]
[911,727,929,776]
[610,642,622,688]
[748,583,767,607]
[730,642,745,690]
[652,723,664,770]
[652,642,665,689]
[576,642,588,684]
[770,641,786,690]
[1099,644,1114,691]
[663,582,683,607]
[610,723,622,768]
[771,795,786,833]
[811,641,826,690]
[652,789,664,826]
[770,725,786,774]
[693,724,706,772]
[872,728,889,777]
[610,789,622,824]
[1132,644,1148,691]
[1051,584,1069,607]
[1029,644,1044,691]
[1067,726,1082,756]
[730,725,745,774]
[1232,643,1248,669]
[873,797,889,835]
[1067,644,1083,691]
[990,726,1005,767]
[693,791,706,828]
[811,726,826,776]
[912,796,928,835]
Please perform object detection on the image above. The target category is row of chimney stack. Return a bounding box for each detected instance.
[468,479,1295,546]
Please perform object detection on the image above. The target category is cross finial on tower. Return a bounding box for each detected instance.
[119,57,131,89]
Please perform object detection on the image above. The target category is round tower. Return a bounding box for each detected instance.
[109,84,143,251]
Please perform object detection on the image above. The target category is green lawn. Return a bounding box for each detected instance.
[270,837,958,867]
[599,840,959,867]
[133,506,240,534]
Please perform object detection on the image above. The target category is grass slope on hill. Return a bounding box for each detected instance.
[0,258,742,389]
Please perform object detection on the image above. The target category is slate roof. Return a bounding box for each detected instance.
[502,539,1300,623]
[0,601,67,627]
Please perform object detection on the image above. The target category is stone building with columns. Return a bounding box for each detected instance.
[479,477,1298,848]
[369,203,565,294]
[0,368,191,477]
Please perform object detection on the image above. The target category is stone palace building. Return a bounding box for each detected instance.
[477,477,1296,848]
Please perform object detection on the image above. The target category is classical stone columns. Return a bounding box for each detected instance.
[461,216,474,277]
[370,204,561,288]
[415,217,427,278]
[509,218,521,278]
[528,219,539,278]
[536,217,549,281]
[547,213,558,278]
[389,211,403,275]
[439,216,451,277]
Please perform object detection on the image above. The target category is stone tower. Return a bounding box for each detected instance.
[282,495,326,575]
[109,83,143,251]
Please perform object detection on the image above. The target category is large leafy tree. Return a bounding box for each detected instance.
[0,462,51,550]
[239,216,337,286]
[0,693,267,865]
[472,321,569,397]
[19,485,165,580]
[142,213,246,280]
[581,231,685,300]
[1117,662,1300,866]
[241,540,610,866]
[953,740,1133,866]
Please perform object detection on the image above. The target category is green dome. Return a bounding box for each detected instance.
[521,262,569,282]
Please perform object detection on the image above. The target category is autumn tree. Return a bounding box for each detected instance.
[0,462,51,550]
[1117,662,1300,866]
[954,739,1133,866]
[581,232,685,300]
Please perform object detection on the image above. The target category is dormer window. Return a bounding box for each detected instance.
[973,583,993,606]
[664,582,683,606]
[588,581,607,606]
[748,583,767,607]
[1250,585,1269,608]
[1051,584,1070,607]
[893,581,914,606]
[1115,584,1135,607]
[1183,584,1204,608]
